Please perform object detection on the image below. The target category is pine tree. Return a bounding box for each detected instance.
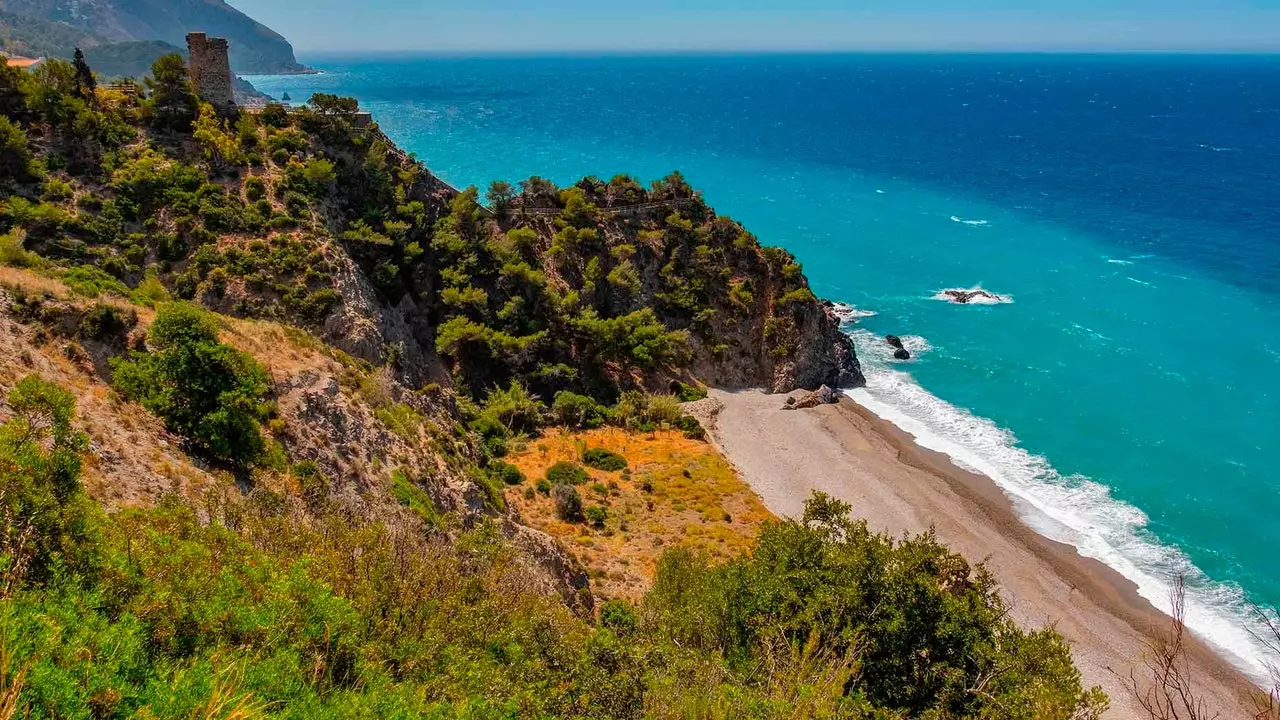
[72,47,96,102]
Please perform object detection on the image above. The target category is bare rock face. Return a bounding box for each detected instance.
[272,368,483,515]
[504,520,595,617]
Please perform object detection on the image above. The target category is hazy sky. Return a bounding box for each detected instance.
[231,0,1280,54]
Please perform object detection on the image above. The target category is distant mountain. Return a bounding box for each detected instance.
[0,0,309,74]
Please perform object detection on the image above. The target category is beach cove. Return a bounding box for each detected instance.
[697,389,1262,719]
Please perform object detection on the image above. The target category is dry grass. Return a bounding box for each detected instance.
[508,427,774,600]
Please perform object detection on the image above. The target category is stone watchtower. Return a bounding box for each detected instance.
[186,32,235,114]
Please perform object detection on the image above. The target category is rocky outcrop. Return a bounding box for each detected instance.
[505,520,595,617]
[887,335,911,361]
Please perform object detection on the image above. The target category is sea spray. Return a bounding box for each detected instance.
[842,327,1276,683]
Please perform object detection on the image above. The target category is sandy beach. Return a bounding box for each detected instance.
[702,389,1263,719]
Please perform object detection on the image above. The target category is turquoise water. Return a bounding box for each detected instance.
[251,55,1280,676]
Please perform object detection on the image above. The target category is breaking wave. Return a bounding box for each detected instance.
[842,327,1277,683]
[950,215,990,226]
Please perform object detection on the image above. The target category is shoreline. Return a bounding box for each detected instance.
[703,388,1263,719]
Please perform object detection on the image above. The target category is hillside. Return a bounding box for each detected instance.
[0,0,307,73]
[0,54,1112,719]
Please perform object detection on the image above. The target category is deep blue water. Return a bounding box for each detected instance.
[252,54,1280,676]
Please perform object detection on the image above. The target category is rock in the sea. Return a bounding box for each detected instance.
[886,335,904,349]
[894,348,912,361]
[942,289,1007,305]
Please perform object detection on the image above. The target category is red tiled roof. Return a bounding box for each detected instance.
[5,56,43,69]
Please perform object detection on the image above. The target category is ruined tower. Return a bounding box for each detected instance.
[186,32,235,114]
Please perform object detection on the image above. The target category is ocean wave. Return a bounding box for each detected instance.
[1106,258,1135,266]
[830,302,878,325]
[933,286,1013,305]
[842,329,1276,682]
[950,215,990,226]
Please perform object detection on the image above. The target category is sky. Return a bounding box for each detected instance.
[230,0,1280,54]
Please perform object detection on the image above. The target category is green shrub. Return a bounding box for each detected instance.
[551,391,604,429]
[672,382,707,403]
[553,484,584,522]
[390,468,436,524]
[62,265,130,298]
[582,447,627,472]
[79,303,136,340]
[243,175,267,201]
[482,381,545,435]
[0,228,34,267]
[535,478,551,496]
[599,599,638,633]
[545,461,589,487]
[491,461,525,486]
[0,375,94,586]
[676,414,706,441]
[585,505,608,529]
[111,303,271,465]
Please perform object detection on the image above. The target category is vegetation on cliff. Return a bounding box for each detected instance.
[0,53,1112,718]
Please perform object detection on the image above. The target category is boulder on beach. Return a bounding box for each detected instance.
[785,385,840,410]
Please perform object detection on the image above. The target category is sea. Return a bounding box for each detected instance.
[250,54,1280,679]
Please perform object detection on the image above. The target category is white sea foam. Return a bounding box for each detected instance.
[876,189,887,194]
[950,215,990,226]
[830,302,878,325]
[1106,258,1135,266]
[1126,276,1156,288]
[842,328,1277,683]
[932,286,1014,305]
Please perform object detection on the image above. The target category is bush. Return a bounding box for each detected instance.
[79,303,136,340]
[482,381,545,435]
[545,461,589,487]
[535,478,551,495]
[0,228,34,267]
[585,505,608,529]
[553,484,584,522]
[551,391,604,429]
[243,175,267,201]
[0,375,94,586]
[672,381,707,403]
[491,461,525,486]
[599,599,638,634]
[111,303,271,465]
[582,447,627,472]
[676,414,706,440]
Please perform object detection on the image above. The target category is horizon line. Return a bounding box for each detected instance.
[293,47,1280,59]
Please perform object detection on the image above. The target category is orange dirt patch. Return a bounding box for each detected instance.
[507,427,774,601]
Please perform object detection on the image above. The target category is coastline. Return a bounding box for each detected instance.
[703,388,1262,719]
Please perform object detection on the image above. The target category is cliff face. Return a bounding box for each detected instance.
[0,0,307,73]
[495,199,863,394]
